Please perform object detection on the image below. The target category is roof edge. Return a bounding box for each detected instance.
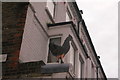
[71,1,107,78]
[81,20,107,79]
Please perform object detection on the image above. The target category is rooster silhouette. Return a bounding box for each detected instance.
[49,34,73,63]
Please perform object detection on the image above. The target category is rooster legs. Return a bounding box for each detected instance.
[60,57,64,64]
[56,54,64,64]
[56,58,64,63]
[56,58,59,63]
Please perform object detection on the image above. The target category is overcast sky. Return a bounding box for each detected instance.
[76,0,118,78]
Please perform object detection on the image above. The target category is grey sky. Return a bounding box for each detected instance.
[76,0,118,78]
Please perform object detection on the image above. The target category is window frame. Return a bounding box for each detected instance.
[46,0,56,23]
[91,61,95,78]
[69,44,75,70]
[47,36,62,63]
[66,7,72,21]
[79,54,84,78]
[70,41,78,75]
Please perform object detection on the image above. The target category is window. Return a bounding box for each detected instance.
[79,55,84,78]
[83,44,88,53]
[47,37,61,63]
[66,12,70,21]
[81,37,88,53]
[46,0,56,18]
[69,44,75,66]
[66,8,72,21]
[91,62,95,78]
[69,42,77,75]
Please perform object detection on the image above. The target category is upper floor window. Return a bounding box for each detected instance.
[66,12,70,21]
[91,62,95,78]
[79,55,84,78]
[69,42,77,74]
[46,0,56,18]
[47,37,61,63]
[83,44,88,53]
[80,30,89,53]
[66,8,72,21]
[69,44,75,66]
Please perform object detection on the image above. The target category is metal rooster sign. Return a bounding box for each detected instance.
[49,34,73,64]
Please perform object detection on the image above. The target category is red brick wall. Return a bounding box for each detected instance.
[2,2,29,76]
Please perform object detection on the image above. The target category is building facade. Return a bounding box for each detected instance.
[2,1,107,79]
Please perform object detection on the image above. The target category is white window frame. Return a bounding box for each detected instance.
[47,35,62,63]
[46,0,56,19]
[66,7,72,21]
[69,41,78,75]
[69,44,75,67]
